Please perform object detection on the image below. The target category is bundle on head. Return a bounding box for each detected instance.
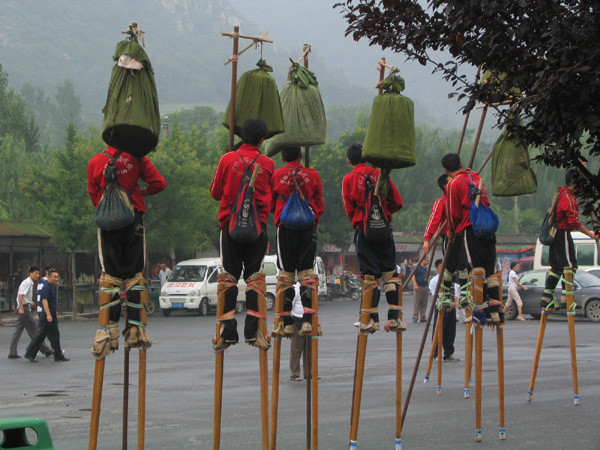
[491,126,537,196]
[222,59,285,139]
[265,61,327,157]
[102,30,160,158]
[362,74,416,195]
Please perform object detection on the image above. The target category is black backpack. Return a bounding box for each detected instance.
[94,151,136,231]
[228,152,262,243]
[362,169,392,242]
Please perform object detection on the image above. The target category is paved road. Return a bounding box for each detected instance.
[1,294,599,449]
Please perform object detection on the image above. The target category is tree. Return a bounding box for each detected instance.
[336,0,600,230]
[0,63,39,152]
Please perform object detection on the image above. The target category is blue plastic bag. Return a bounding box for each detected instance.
[280,189,315,229]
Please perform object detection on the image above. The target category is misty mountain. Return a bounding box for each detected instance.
[1,0,494,134]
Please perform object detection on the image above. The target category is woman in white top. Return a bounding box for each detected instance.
[506,261,528,321]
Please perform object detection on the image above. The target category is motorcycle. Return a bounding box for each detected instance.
[325,273,361,301]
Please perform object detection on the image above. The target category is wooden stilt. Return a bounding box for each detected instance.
[456,66,482,156]
[472,267,486,442]
[527,309,548,402]
[123,296,129,450]
[436,311,444,395]
[258,276,270,450]
[464,308,473,399]
[225,26,240,152]
[305,335,311,448]
[348,276,375,448]
[497,271,505,440]
[424,315,439,384]
[468,106,488,169]
[89,359,105,450]
[138,349,147,450]
[395,282,403,450]
[311,279,319,450]
[564,267,579,405]
[269,280,286,450]
[212,279,226,450]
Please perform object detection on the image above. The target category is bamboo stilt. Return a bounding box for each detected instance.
[395,282,403,450]
[564,268,579,405]
[424,315,439,384]
[348,276,375,448]
[468,106,488,169]
[138,349,147,450]
[305,336,311,448]
[226,26,240,152]
[436,311,444,395]
[123,300,129,450]
[464,308,473,399]
[212,279,226,450]
[527,309,548,402]
[258,276,270,450]
[311,277,319,450]
[497,271,505,440]
[89,359,105,450]
[472,267,486,442]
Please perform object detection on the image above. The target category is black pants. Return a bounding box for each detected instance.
[545,229,577,293]
[99,212,145,279]
[220,222,268,339]
[26,310,62,360]
[432,308,457,359]
[355,228,396,277]
[276,225,316,273]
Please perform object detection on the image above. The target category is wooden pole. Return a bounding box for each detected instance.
[311,281,319,450]
[138,349,147,450]
[464,308,473,399]
[401,240,447,428]
[348,276,375,448]
[224,32,269,65]
[497,272,505,440]
[212,279,226,450]
[468,106,487,169]
[395,280,404,450]
[258,275,270,450]
[305,335,311,449]
[436,310,444,395]
[527,308,548,402]
[123,295,129,450]
[564,267,579,405]
[89,359,105,450]
[377,58,386,95]
[424,313,439,384]
[303,44,311,169]
[269,282,285,450]
[456,66,482,155]
[227,26,240,152]
[472,267,485,442]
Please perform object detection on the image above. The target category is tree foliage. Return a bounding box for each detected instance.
[335,0,600,230]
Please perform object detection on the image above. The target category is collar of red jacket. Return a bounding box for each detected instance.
[285,161,302,169]
[352,163,368,172]
[560,185,574,196]
[237,143,261,154]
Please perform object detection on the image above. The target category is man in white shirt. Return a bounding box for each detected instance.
[8,266,52,359]
[159,264,172,286]
[505,261,528,321]
[429,259,459,362]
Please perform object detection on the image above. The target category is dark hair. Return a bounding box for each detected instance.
[510,261,518,270]
[281,146,302,162]
[565,168,579,187]
[28,266,39,274]
[346,144,364,165]
[48,268,58,276]
[240,118,268,146]
[441,153,462,172]
[437,174,449,192]
[435,259,443,268]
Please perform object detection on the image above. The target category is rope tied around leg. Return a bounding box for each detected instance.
[100,299,121,310]
[276,273,295,296]
[303,307,317,315]
[247,309,267,321]
[459,280,474,310]
[217,310,236,322]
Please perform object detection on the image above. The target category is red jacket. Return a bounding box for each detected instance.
[271,161,325,227]
[424,197,446,240]
[210,144,274,228]
[342,163,403,229]
[444,169,490,235]
[87,147,166,214]
[555,186,581,231]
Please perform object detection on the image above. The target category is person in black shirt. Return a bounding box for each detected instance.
[25,269,69,362]
[411,257,430,322]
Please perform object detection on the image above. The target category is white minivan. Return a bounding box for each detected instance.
[159,255,327,317]
[534,231,600,270]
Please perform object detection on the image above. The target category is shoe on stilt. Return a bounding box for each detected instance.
[213,322,239,353]
[359,318,376,334]
[246,330,271,351]
[385,318,407,333]
[272,322,294,338]
[299,322,312,336]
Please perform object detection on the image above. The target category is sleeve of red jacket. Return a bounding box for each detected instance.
[311,173,325,225]
[385,179,403,214]
[424,198,443,241]
[342,174,355,222]
[87,155,102,207]
[210,155,226,201]
[139,157,166,195]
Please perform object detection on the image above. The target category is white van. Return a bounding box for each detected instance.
[159,255,327,317]
[534,231,600,270]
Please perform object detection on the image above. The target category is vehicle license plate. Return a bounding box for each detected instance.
[172,302,184,308]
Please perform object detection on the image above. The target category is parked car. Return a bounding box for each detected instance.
[586,268,600,280]
[502,269,600,322]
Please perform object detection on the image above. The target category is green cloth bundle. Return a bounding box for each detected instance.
[265,63,326,157]
[222,59,285,139]
[491,128,537,196]
[362,75,416,169]
[102,40,160,158]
